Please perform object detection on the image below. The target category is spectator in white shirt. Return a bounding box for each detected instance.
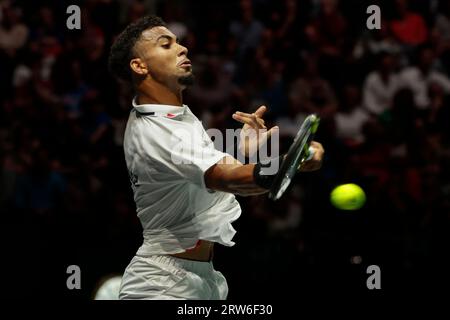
[398,46,450,109]
[363,51,401,115]
[335,84,370,147]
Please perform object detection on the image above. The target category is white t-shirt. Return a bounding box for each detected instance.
[363,71,401,115]
[335,108,370,144]
[123,97,241,255]
[399,67,450,109]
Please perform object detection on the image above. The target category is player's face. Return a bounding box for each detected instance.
[133,26,193,89]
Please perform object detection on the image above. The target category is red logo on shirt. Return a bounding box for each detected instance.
[166,113,176,118]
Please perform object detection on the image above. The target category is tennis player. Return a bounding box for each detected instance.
[108,15,324,300]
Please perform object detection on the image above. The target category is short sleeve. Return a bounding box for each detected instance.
[137,117,228,189]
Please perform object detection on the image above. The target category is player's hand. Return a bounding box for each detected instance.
[298,141,324,172]
[232,106,279,158]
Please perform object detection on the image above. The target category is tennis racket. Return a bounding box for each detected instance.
[268,114,320,200]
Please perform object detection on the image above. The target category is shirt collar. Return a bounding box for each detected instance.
[132,96,187,118]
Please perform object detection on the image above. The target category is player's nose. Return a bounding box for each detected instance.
[178,43,188,57]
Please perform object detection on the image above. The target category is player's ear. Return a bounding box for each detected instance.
[130,58,149,76]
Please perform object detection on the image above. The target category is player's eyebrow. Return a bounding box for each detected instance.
[156,34,179,44]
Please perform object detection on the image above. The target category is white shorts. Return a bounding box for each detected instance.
[119,255,228,300]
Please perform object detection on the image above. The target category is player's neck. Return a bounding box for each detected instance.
[137,81,183,107]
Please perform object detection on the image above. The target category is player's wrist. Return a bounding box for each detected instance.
[252,155,284,189]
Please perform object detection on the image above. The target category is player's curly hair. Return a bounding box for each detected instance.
[108,15,166,82]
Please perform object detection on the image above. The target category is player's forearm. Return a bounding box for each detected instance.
[204,162,269,196]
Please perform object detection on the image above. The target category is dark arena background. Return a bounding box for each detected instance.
[0,0,449,301]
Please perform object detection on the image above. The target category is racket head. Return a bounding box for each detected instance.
[268,114,320,200]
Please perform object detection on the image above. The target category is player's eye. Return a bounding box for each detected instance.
[162,43,171,48]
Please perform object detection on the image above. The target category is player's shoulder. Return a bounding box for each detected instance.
[132,111,201,142]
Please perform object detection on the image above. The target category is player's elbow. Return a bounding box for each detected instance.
[204,163,229,191]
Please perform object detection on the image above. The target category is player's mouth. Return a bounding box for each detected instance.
[178,59,192,68]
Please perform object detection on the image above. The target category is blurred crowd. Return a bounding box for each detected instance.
[0,0,449,299]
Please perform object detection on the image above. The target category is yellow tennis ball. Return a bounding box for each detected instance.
[330,183,366,210]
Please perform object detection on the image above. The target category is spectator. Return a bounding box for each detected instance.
[186,56,237,130]
[363,51,401,115]
[230,0,264,58]
[353,19,403,59]
[334,84,370,147]
[432,0,450,74]
[14,146,66,216]
[399,46,450,109]
[288,53,337,119]
[390,0,428,47]
[0,4,28,56]
[304,0,347,86]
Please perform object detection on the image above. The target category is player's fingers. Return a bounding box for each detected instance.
[310,141,322,148]
[234,111,254,118]
[299,142,324,171]
[254,105,267,117]
[232,113,252,125]
[256,117,266,129]
[310,141,324,158]
[235,111,265,124]
[299,162,316,171]
[251,116,265,130]
[234,111,262,125]
[233,112,262,129]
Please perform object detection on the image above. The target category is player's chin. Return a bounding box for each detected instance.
[178,72,195,87]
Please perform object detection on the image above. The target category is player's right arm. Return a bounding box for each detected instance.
[204,156,268,196]
[205,141,324,196]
